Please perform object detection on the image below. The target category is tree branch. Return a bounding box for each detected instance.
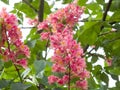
[38,0,44,22]
[101,0,113,30]
[84,0,113,53]
[22,0,38,13]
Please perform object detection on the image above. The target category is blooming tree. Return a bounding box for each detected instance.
[0,0,120,90]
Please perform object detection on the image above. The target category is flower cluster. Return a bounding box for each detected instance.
[0,8,30,68]
[37,2,89,90]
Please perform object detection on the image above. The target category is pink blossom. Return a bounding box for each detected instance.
[57,78,64,85]
[37,2,89,88]
[0,8,30,69]
[28,18,38,25]
[37,21,49,30]
[16,59,28,69]
[40,32,50,40]
[76,80,88,90]
[52,63,66,73]
[14,39,22,47]
[62,75,69,83]
[106,58,112,66]
[48,75,59,84]
[20,44,30,58]
[79,70,90,79]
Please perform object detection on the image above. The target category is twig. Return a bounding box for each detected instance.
[83,45,89,53]
[13,64,23,83]
[108,37,120,43]
[22,0,38,13]
[21,26,36,29]
[86,52,105,59]
[98,30,117,36]
[44,39,49,60]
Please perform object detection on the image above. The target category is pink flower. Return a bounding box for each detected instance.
[40,32,50,40]
[0,7,30,69]
[79,70,90,79]
[20,44,30,58]
[16,59,28,69]
[57,75,69,85]
[48,75,59,84]
[52,63,66,73]
[37,21,49,30]
[57,78,64,85]
[28,18,38,25]
[106,58,112,66]
[62,75,69,83]
[37,2,89,88]
[76,80,88,90]
[14,39,22,47]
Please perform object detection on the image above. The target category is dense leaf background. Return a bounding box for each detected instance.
[0,0,120,90]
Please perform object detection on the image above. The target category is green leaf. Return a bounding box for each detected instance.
[0,60,4,70]
[91,55,98,63]
[21,68,31,79]
[4,61,12,68]
[1,0,9,4]
[109,67,120,75]
[110,0,120,11]
[27,85,38,90]
[100,72,109,85]
[44,1,51,15]
[62,0,72,4]
[10,83,31,90]
[34,60,46,75]
[0,79,10,89]
[111,74,119,81]
[14,2,36,18]
[78,0,87,6]
[86,2,101,12]
[40,76,49,86]
[88,76,99,89]
[27,40,36,48]
[110,10,120,21]
[96,0,104,5]
[78,22,101,45]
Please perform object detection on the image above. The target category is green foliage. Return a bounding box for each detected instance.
[0,79,10,89]
[10,83,31,90]
[14,2,36,18]
[78,22,101,45]
[34,60,46,75]
[1,0,9,4]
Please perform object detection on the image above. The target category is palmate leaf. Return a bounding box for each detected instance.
[0,79,10,89]
[10,82,31,90]
[14,2,36,19]
[34,60,46,75]
[78,22,101,46]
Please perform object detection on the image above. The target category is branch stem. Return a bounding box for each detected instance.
[4,24,23,83]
